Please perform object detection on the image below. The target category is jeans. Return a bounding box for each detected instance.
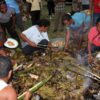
[22,39,49,55]
[30,10,40,25]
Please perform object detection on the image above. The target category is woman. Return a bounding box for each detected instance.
[0,1,21,45]
[62,12,90,50]
[88,17,100,60]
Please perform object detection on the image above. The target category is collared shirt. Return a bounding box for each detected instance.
[5,0,20,14]
[0,7,15,23]
[22,25,49,47]
[55,2,65,12]
[88,26,100,46]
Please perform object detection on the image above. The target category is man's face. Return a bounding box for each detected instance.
[42,26,48,32]
[96,22,100,33]
[63,20,71,26]
[0,4,7,13]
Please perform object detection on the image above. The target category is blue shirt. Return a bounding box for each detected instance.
[70,12,90,31]
[5,0,20,14]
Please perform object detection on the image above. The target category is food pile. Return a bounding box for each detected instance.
[52,40,65,48]
[10,49,100,100]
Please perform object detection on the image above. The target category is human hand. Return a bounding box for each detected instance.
[48,42,52,48]
[31,43,37,48]
[88,54,93,64]
[24,91,32,100]
[0,49,7,56]
[64,45,68,52]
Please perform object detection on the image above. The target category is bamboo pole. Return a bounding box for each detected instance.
[64,60,100,82]
[18,75,53,100]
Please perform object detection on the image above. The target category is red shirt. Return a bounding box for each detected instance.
[94,0,100,13]
[88,26,100,46]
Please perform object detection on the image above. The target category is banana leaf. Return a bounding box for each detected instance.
[18,75,53,100]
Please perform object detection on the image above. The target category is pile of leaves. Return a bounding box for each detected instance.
[10,48,99,100]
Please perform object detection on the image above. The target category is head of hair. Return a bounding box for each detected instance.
[96,17,100,25]
[0,0,6,11]
[37,19,50,27]
[62,13,72,25]
[62,13,72,21]
[0,0,6,5]
[0,56,12,78]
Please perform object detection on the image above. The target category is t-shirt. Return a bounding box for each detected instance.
[88,26,100,46]
[0,7,15,23]
[70,12,90,31]
[26,0,41,11]
[22,25,49,47]
[0,80,8,91]
[5,0,20,14]
[94,0,100,13]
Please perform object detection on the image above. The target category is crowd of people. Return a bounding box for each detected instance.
[0,0,100,99]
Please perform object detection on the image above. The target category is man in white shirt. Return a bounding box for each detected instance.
[20,19,50,55]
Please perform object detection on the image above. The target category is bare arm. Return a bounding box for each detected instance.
[88,40,93,63]
[24,91,32,100]
[65,28,70,49]
[0,49,7,56]
[88,41,91,54]
[12,13,16,29]
[20,33,37,47]
[0,86,17,100]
